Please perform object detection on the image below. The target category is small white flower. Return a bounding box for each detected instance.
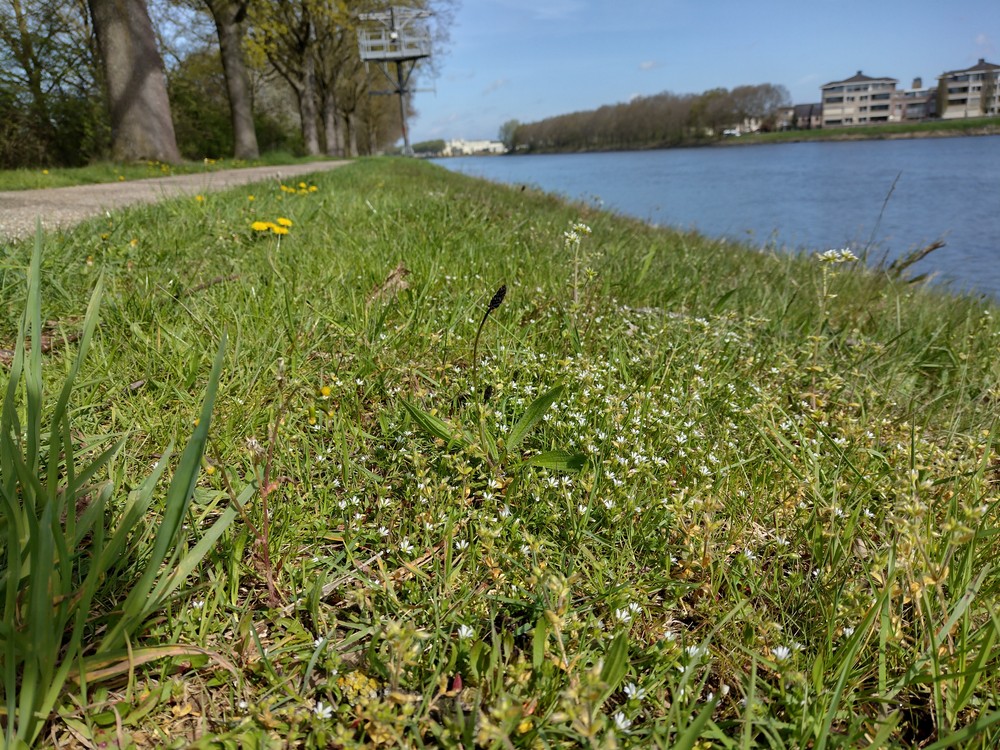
[399,537,414,554]
[623,682,646,701]
[772,645,792,661]
[455,539,469,551]
[457,624,475,640]
[842,626,855,637]
[191,599,205,609]
[314,700,333,719]
[685,644,706,660]
[615,607,632,623]
[613,711,632,732]
[313,637,325,648]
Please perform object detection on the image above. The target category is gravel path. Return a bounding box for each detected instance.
[0,161,351,241]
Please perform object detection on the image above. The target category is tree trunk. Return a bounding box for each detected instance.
[88,0,181,163]
[345,111,357,157]
[321,84,342,157]
[297,54,320,155]
[208,0,259,159]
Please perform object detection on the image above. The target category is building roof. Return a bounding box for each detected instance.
[822,71,898,88]
[938,58,1000,78]
[793,103,822,117]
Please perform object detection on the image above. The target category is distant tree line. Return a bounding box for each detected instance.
[503,83,790,152]
[0,0,452,168]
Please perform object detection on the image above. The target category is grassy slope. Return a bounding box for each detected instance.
[0,152,332,191]
[734,116,1000,146]
[4,158,1000,748]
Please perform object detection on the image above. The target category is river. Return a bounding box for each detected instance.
[432,136,1000,297]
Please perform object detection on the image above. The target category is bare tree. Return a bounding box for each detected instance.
[88,0,181,162]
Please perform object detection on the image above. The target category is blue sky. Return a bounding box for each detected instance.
[407,0,1000,143]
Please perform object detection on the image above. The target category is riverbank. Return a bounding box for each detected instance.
[505,115,1000,155]
[5,157,1000,747]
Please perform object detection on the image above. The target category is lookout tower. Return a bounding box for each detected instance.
[357,6,432,155]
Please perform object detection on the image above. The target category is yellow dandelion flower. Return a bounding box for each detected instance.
[41,169,49,175]
[251,221,273,232]
[247,194,255,201]
[276,217,293,227]
[271,225,289,235]
[117,175,125,181]
[320,385,331,398]
[308,185,318,192]
[298,181,306,188]
[195,195,204,203]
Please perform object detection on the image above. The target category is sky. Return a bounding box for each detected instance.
[405,0,1000,144]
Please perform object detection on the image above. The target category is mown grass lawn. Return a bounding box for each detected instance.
[2,157,1000,749]
[0,152,333,191]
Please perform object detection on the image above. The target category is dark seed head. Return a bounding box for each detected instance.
[488,285,507,311]
[483,384,494,403]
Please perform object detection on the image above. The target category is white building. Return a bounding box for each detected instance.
[937,58,1000,119]
[821,71,898,127]
[443,139,506,156]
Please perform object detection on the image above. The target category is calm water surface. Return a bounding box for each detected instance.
[433,137,1000,297]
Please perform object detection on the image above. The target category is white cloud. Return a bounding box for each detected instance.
[483,78,509,95]
[639,60,659,71]
[975,33,995,56]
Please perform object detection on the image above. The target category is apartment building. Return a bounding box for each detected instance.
[937,58,1000,119]
[442,139,506,156]
[820,71,898,127]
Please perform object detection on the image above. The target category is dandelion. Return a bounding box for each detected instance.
[251,221,273,232]
[195,194,205,203]
[271,225,289,235]
[314,700,333,720]
[276,217,293,227]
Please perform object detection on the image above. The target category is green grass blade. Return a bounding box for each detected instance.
[402,400,467,447]
[522,450,587,472]
[101,332,227,650]
[506,384,564,454]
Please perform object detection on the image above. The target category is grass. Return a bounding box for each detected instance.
[734,116,1000,145]
[1,157,1000,748]
[0,152,335,192]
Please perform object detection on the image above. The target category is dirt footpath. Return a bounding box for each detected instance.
[0,161,351,241]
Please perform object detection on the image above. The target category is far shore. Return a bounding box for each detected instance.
[432,117,1000,157]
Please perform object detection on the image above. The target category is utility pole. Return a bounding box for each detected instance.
[357,6,431,156]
